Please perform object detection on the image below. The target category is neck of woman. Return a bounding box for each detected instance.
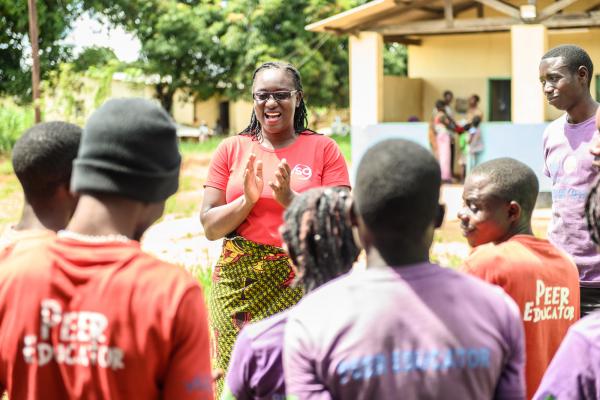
[260,130,298,149]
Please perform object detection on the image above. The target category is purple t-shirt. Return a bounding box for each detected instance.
[284,263,526,400]
[543,113,600,286]
[534,312,600,400]
[223,311,287,400]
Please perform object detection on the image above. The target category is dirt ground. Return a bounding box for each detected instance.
[0,153,550,271]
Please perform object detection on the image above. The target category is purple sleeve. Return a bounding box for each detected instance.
[494,295,526,400]
[542,126,551,178]
[224,328,254,400]
[284,315,333,400]
[534,330,598,400]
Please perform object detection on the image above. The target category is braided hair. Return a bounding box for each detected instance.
[240,61,315,142]
[281,187,360,293]
[586,175,600,246]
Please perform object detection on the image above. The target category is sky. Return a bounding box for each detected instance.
[63,14,141,62]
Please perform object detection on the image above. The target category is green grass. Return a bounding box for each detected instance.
[0,104,34,154]
[178,136,224,156]
[0,159,13,175]
[330,134,351,162]
[192,264,213,300]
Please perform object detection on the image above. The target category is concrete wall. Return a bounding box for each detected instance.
[408,32,512,122]
[229,100,254,134]
[352,123,552,193]
[383,76,423,121]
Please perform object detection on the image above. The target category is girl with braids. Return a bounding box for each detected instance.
[221,187,360,400]
[201,61,350,394]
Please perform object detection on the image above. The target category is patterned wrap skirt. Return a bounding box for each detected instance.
[209,236,303,395]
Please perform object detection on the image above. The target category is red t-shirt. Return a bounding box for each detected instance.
[205,133,350,247]
[463,235,580,400]
[0,237,213,400]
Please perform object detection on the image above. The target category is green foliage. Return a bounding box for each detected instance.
[330,134,351,162]
[0,0,79,101]
[384,43,408,76]
[72,46,117,72]
[0,103,34,154]
[178,136,224,156]
[193,265,213,301]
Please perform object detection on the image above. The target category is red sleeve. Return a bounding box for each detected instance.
[163,286,213,399]
[463,248,506,288]
[321,139,350,188]
[205,139,231,191]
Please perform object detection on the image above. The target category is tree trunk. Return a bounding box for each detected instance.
[155,82,175,115]
[27,0,41,123]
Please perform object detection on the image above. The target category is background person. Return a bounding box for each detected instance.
[0,121,81,255]
[533,171,600,400]
[200,61,350,395]
[221,187,359,400]
[0,98,213,399]
[284,139,525,399]
[540,44,600,316]
[459,158,580,399]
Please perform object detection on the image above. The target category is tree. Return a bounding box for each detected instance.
[384,43,408,76]
[0,0,78,101]
[216,0,357,109]
[72,46,117,72]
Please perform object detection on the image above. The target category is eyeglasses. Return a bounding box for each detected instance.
[252,90,298,102]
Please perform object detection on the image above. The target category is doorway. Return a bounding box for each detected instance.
[488,78,511,121]
[219,101,230,134]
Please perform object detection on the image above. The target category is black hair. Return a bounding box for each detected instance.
[435,100,446,110]
[586,176,600,246]
[240,61,315,141]
[354,139,441,257]
[471,94,480,103]
[472,115,482,127]
[470,157,539,218]
[12,121,82,200]
[281,187,359,293]
[443,90,453,98]
[542,44,594,87]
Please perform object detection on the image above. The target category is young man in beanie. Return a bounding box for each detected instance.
[0,98,213,399]
[284,139,526,399]
[0,121,81,256]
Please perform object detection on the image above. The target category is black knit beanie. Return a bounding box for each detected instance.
[71,98,181,203]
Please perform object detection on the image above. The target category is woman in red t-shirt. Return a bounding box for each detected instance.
[200,61,350,394]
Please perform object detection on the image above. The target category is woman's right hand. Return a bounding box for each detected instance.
[243,154,264,204]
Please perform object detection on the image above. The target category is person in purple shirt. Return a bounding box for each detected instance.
[534,160,600,400]
[221,187,360,400]
[539,44,600,316]
[284,139,526,400]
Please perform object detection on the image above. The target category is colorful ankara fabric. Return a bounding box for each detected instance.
[209,237,302,396]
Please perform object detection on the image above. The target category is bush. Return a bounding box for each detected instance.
[0,104,34,153]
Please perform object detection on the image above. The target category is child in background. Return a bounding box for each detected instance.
[468,115,483,173]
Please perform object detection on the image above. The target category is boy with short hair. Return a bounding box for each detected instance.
[1,121,81,254]
[539,44,600,315]
[459,157,580,399]
[0,98,213,399]
[284,139,526,399]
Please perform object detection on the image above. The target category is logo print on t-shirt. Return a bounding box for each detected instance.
[563,155,578,175]
[292,164,312,180]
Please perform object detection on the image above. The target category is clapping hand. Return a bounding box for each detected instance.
[269,158,297,207]
[243,154,263,204]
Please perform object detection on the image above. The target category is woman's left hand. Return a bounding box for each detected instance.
[269,158,297,207]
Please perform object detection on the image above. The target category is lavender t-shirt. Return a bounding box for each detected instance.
[284,263,525,400]
[223,311,287,400]
[543,113,600,286]
[534,312,600,400]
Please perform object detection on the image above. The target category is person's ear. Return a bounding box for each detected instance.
[577,66,589,86]
[435,203,445,228]
[507,201,522,222]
